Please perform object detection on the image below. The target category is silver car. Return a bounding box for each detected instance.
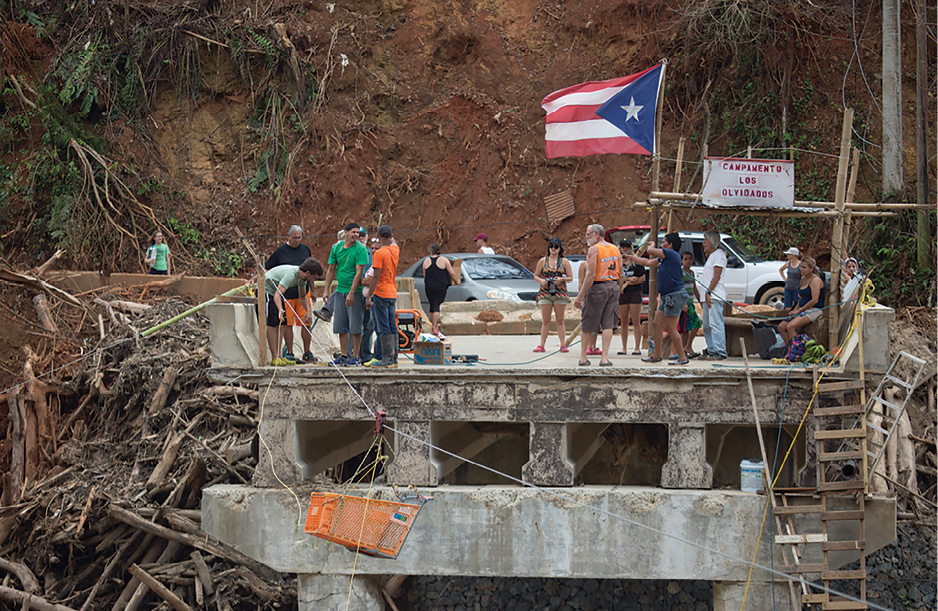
[400,253,540,310]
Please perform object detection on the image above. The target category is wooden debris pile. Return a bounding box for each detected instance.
[1,287,294,610]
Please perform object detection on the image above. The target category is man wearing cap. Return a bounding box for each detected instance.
[626,232,688,365]
[364,225,400,368]
[473,233,495,254]
[573,224,621,366]
[322,222,370,366]
[699,229,727,360]
[779,246,802,309]
[264,257,324,364]
[265,224,315,363]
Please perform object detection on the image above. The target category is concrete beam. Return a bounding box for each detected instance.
[295,420,376,480]
[430,422,502,479]
[297,574,383,611]
[389,420,437,486]
[203,485,895,582]
[522,422,574,486]
[661,423,713,489]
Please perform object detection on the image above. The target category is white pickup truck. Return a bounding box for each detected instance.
[640,231,790,307]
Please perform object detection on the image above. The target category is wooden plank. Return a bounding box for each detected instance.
[818,479,866,492]
[803,593,829,603]
[822,569,867,580]
[821,510,865,521]
[815,429,865,440]
[817,380,865,392]
[773,504,824,515]
[776,533,827,544]
[822,599,868,609]
[818,450,864,462]
[814,405,865,417]
[822,540,866,551]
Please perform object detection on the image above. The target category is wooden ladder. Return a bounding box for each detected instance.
[773,378,869,610]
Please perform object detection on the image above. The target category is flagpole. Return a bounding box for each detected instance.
[647,59,667,318]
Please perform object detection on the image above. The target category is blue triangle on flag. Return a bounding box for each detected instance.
[595,64,663,155]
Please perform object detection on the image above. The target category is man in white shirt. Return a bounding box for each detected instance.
[700,229,727,360]
[473,233,495,254]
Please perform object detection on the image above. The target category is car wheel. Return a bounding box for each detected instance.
[758,286,786,310]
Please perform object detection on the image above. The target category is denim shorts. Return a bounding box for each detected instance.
[658,290,686,317]
[332,291,365,334]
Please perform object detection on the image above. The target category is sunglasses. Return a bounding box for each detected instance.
[549,244,560,248]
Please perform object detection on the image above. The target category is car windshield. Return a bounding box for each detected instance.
[636,232,763,263]
[461,257,533,280]
[722,237,763,262]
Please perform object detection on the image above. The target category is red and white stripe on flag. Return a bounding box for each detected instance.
[541,66,658,158]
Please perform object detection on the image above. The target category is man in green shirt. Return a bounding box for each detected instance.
[265,257,324,363]
[321,222,370,366]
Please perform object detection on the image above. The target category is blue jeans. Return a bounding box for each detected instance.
[372,296,397,359]
[702,299,726,358]
[783,288,798,309]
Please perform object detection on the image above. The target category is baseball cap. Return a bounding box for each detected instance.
[378,224,393,237]
[473,233,488,242]
[359,227,367,236]
[783,247,800,256]
[664,232,682,250]
[618,238,632,248]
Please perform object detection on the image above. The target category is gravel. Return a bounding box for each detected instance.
[398,522,935,610]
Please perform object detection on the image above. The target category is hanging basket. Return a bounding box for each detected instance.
[304,490,431,559]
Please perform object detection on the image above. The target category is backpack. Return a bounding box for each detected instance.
[752,321,787,360]
[785,334,810,362]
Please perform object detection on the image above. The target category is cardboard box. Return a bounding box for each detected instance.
[413,340,452,365]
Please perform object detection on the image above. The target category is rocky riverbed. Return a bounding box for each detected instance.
[399,522,936,610]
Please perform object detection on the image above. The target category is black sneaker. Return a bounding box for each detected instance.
[302,351,318,363]
[284,352,297,363]
[313,309,332,322]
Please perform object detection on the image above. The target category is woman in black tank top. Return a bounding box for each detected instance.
[422,244,457,336]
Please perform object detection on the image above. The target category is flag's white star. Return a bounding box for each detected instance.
[621,97,643,122]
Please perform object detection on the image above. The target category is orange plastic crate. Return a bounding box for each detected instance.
[305,492,429,559]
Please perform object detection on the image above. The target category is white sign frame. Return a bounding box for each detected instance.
[701,157,795,208]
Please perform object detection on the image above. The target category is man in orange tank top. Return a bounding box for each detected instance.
[573,224,622,366]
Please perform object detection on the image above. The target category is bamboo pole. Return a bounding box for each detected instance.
[139,284,252,338]
[257,270,266,366]
[829,108,854,350]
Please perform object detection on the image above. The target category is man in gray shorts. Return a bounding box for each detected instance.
[625,232,689,365]
[573,224,621,366]
[321,222,370,366]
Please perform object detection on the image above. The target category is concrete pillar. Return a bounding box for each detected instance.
[298,574,383,611]
[207,303,260,368]
[253,418,302,487]
[713,580,793,611]
[661,422,713,489]
[522,422,574,486]
[388,420,437,486]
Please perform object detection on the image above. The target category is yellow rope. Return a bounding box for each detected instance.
[346,441,381,611]
[738,280,873,610]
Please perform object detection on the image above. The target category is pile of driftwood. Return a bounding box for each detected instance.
[1,263,293,610]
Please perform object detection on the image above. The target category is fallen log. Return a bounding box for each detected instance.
[190,551,215,596]
[33,249,65,277]
[0,585,78,611]
[33,294,58,333]
[127,564,193,611]
[0,266,82,306]
[0,555,40,593]
[111,300,152,315]
[108,505,279,581]
[147,367,177,414]
[145,433,184,491]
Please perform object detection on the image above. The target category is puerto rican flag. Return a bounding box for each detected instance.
[541,64,664,158]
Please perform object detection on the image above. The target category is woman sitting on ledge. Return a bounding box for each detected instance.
[778,256,825,343]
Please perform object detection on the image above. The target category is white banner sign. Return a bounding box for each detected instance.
[701,157,794,208]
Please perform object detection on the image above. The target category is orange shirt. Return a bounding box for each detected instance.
[372,244,400,299]
[594,243,620,282]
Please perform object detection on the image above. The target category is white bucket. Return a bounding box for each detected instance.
[740,459,765,492]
